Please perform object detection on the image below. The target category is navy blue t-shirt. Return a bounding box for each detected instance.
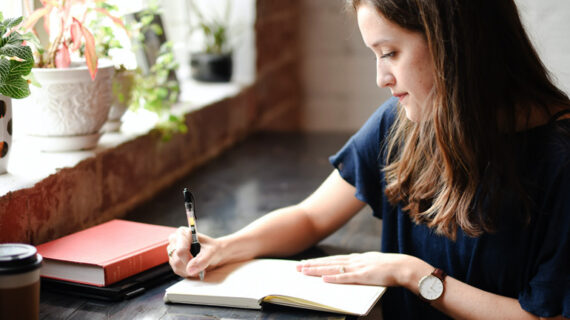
[329,97,570,319]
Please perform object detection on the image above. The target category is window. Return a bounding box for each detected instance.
[0,1,23,19]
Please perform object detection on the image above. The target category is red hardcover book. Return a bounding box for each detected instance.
[36,219,176,287]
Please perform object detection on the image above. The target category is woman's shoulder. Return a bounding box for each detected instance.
[523,118,570,161]
[518,119,570,201]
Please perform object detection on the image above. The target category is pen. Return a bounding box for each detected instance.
[183,188,204,281]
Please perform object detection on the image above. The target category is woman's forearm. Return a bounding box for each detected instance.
[215,205,322,265]
[215,170,365,266]
[401,257,541,320]
[435,277,539,320]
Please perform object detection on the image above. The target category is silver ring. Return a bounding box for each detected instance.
[339,266,345,274]
[167,247,175,257]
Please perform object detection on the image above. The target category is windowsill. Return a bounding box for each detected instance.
[0,79,247,197]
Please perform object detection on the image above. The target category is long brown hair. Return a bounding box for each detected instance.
[349,0,570,239]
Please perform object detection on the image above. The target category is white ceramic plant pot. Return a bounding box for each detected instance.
[103,69,136,132]
[0,95,12,174]
[16,60,114,151]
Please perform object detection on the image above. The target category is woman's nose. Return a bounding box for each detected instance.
[377,63,395,88]
[377,70,395,88]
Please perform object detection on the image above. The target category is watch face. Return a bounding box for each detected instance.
[419,275,444,300]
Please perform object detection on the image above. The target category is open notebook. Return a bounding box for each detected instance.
[163,259,386,316]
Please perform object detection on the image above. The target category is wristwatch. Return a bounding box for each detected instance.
[418,268,446,301]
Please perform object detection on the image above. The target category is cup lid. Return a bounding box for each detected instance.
[0,243,42,275]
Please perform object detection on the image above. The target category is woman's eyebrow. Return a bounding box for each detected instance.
[370,38,394,48]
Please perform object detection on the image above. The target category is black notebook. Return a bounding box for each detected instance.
[41,263,178,301]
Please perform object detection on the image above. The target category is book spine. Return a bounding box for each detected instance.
[103,243,169,285]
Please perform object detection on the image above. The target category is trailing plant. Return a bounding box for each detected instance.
[132,0,164,45]
[123,1,186,140]
[130,41,185,141]
[0,13,34,99]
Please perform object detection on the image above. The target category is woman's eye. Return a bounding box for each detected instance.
[380,51,396,59]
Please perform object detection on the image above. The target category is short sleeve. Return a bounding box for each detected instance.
[329,97,398,217]
[519,157,570,317]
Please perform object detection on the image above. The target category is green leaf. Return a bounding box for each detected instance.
[0,74,30,99]
[5,17,23,29]
[0,45,34,76]
[0,19,34,99]
[4,32,23,46]
[150,24,163,36]
[0,58,9,80]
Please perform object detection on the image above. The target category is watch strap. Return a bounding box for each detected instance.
[432,268,447,281]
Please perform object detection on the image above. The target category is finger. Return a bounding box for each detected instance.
[168,228,193,277]
[322,272,358,284]
[186,245,212,276]
[168,232,176,245]
[300,264,348,277]
[175,227,191,251]
[303,255,351,265]
[187,265,206,279]
[173,228,191,259]
[297,256,350,270]
[170,254,191,278]
[166,244,175,258]
[188,270,206,279]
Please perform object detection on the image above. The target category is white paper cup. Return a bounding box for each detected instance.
[0,243,43,320]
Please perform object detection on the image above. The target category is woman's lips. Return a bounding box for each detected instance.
[393,93,408,102]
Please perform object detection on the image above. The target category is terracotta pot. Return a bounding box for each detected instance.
[14,60,114,151]
[0,95,12,174]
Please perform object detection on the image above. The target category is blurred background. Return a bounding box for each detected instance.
[1,0,569,245]
[4,0,567,134]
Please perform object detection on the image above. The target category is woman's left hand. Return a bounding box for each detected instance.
[296,251,431,288]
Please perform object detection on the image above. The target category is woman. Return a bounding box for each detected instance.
[168,1,570,318]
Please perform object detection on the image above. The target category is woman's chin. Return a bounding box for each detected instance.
[403,106,420,122]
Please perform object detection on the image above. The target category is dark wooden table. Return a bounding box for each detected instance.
[39,132,384,319]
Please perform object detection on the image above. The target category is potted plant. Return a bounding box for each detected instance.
[121,3,185,140]
[0,13,34,173]
[130,40,186,141]
[89,2,137,132]
[188,0,234,82]
[14,0,121,151]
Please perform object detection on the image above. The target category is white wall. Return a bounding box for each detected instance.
[299,0,570,132]
[516,0,570,95]
[299,0,391,132]
[0,2,23,17]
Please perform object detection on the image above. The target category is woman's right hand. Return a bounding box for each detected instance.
[167,227,224,279]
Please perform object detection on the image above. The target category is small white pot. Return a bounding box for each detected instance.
[0,94,12,174]
[103,69,136,132]
[15,60,114,151]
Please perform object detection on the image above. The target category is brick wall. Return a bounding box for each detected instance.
[255,0,301,130]
[0,0,301,244]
